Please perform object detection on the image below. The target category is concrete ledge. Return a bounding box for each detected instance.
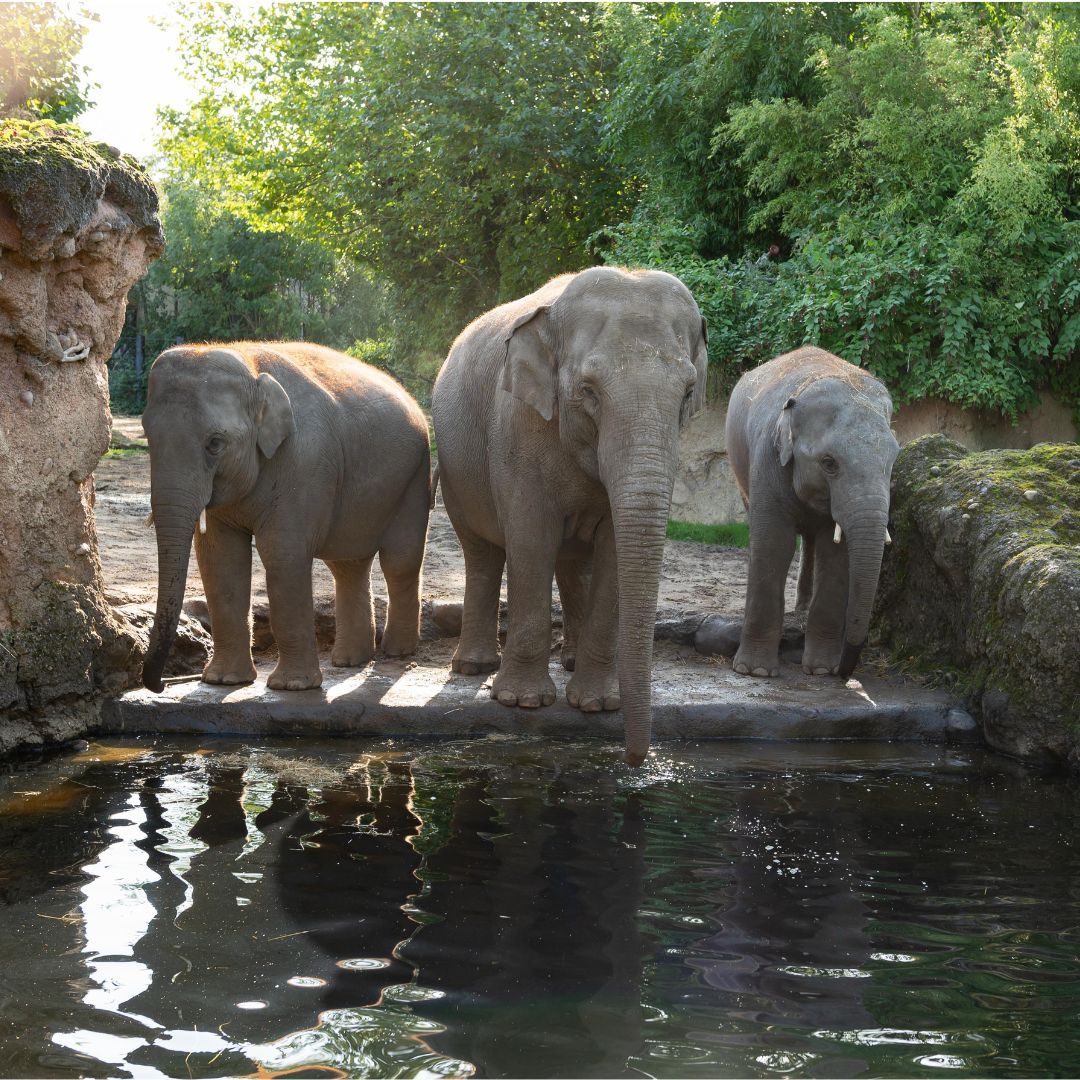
[101,641,972,746]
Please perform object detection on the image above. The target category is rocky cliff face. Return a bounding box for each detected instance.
[0,120,164,752]
[877,435,1080,767]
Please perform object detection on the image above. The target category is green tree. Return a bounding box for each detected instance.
[600,3,1080,419]
[159,2,629,369]
[598,2,856,258]
[109,176,388,413]
[0,3,93,122]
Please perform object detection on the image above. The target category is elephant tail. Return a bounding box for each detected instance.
[430,461,440,511]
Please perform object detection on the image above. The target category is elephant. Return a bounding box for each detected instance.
[431,266,708,766]
[725,346,899,679]
[141,341,430,693]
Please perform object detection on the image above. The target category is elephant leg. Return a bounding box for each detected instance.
[327,557,375,667]
[377,465,428,657]
[733,509,796,678]
[258,541,322,691]
[555,551,590,672]
[491,516,559,709]
[795,531,815,617]
[453,530,505,675]
[566,518,620,712]
[803,525,849,675]
[196,518,256,686]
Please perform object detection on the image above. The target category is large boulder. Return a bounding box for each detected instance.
[876,435,1080,767]
[0,120,164,749]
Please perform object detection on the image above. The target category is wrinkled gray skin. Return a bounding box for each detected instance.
[726,347,899,679]
[431,267,708,766]
[142,342,430,693]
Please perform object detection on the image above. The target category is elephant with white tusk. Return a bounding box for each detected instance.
[141,342,430,694]
[431,267,708,767]
[726,347,899,679]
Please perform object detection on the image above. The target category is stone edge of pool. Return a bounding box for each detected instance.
[100,643,975,745]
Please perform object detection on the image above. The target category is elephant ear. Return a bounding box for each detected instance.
[502,305,556,422]
[774,397,796,467]
[255,372,295,459]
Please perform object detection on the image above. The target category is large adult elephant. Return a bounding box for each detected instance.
[141,342,430,694]
[431,267,708,766]
[725,347,899,679]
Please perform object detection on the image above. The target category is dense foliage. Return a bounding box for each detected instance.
[0,3,92,122]
[155,3,1080,419]
[109,176,387,412]
[159,1,627,377]
[596,3,1080,417]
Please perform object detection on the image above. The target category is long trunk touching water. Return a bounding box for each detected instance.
[836,508,889,679]
[143,493,203,692]
[604,438,678,767]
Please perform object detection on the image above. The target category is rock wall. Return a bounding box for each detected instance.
[876,435,1080,768]
[0,120,163,752]
[671,401,746,526]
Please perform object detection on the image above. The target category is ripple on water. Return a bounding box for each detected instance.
[0,738,1077,1078]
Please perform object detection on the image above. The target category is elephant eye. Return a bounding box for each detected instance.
[206,435,226,455]
[579,384,599,410]
[821,454,839,474]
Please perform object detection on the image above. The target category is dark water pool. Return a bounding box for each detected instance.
[0,737,1078,1078]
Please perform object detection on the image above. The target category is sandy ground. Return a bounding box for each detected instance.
[97,417,796,615]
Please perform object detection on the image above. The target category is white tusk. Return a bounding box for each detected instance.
[885,527,892,545]
[833,522,842,544]
[199,509,207,535]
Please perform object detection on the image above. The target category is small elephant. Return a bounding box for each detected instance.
[431,267,708,766]
[725,346,899,679]
[141,342,430,693]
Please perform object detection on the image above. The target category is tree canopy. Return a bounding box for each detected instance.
[0,3,93,122]
[153,2,1080,419]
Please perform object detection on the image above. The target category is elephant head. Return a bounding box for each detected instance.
[140,347,295,692]
[502,268,708,765]
[774,376,899,677]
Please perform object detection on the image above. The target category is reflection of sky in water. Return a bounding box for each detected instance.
[47,752,474,1078]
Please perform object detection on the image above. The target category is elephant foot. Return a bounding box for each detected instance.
[202,656,257,686]
[802,640,841,676]
[452,643,501,676]
[566,668,620,712]
[330,643,375,668]
[491,663,555,708]
[267,662,323,691]
[732,646,780,678]
[380,625,419,658]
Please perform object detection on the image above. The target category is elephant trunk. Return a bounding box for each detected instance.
[143,488,204,692]
[605,440,678,767]
[836,503,889,679]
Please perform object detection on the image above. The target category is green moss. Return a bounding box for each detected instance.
[0,118,161,256]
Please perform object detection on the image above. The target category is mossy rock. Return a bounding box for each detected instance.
[876,435,1080,766]
[0,581,141,716]
[0,119,162,259]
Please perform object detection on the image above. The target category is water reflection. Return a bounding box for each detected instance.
[0,741,1076,1077]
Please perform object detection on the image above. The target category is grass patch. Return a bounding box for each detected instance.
[103,447,146,459]
[667,519,749,547]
